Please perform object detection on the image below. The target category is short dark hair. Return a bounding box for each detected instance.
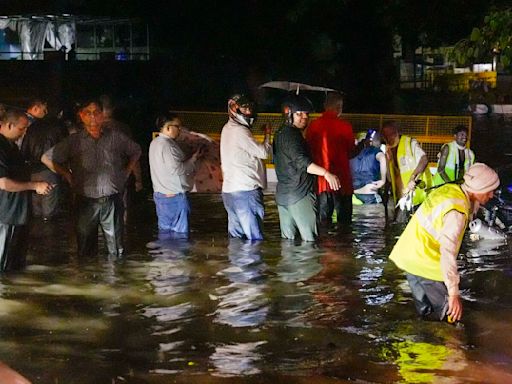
[1,108,28,125]
[453,125,468,135]
[324,92,343,109]
[77,97,102,112]
[155,112,180,130]
[27,98,47,110]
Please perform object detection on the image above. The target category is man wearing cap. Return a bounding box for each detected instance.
[273,94,341,242]
[389,163,499,322]
[220,94,271,240]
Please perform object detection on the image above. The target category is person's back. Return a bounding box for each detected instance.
[307,111,354,195]
[21,117,67,174]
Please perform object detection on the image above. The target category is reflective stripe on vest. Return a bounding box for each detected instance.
[393,136,433,206]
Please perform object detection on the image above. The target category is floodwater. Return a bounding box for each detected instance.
[1,115,512,383]
[2,187,512,384]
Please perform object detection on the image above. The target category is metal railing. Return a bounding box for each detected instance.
[159,111,472,165]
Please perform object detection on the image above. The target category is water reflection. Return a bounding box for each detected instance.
[213,239,269,327]
[0,193,511,382]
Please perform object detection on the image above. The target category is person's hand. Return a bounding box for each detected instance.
[135,180,144,192]
[447,294,463,322]
[192,146,204,161]
[263,123,272,136]
[34,181,53,195]
[358,182,379,194]
[372,180,385,189]
[324,171,340,191]
[62,171,73,187]
[405,179,416,194]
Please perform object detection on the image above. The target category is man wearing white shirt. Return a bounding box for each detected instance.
[220,94,271,240]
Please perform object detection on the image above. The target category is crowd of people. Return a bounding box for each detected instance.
[0,92,499,324]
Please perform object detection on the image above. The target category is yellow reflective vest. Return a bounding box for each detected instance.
[433,141,475,186]
[388,135,433,206]
[389,183,470,281]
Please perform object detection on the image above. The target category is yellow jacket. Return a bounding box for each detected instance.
[388,135,433,206]
[389,183,470,281]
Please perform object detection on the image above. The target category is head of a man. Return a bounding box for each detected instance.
[463,163,499,205]
[26,99,48,119]
[227,93,256,128]
[156,112,182,140]
[381,121,400,148]
[79,100,103,139]
[0,109,30,141]
[282,94,313,130]
[453,125,469,148]
[324,92,343,117]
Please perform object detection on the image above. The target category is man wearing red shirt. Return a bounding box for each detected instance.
[306,92,355,227]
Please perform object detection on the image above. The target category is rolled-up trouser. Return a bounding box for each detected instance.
[222,188,265,241]
[31,169,61,218]
[318,192,352,226]
[0,223,29,272]
[406,273,449,321]
[76,194,124,257]
[277,192,317,242]
[153,192,190,234]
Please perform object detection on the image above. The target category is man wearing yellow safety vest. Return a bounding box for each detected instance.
[390,163,499,322]
[434,125,475,186]
[381,121,433,222]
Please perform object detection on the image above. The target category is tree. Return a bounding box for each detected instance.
[452,7,512,70]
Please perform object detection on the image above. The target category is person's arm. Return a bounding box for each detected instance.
[439,209,466,321]
[119,134,141,177]
[406,139,429,192]
[436,145,451,183]
[41,139,73,185]
[374,151,387,188]
[238,125,271,159]
[306,163,340,191]
[0,177,51,194]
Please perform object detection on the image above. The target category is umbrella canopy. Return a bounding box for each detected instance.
[259,81,338,94]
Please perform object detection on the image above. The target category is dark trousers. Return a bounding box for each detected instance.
[76,194,124,257]
[317,192,352,226]
[406,273,449,321]
[0,223,29,272]
[31,169,60,218]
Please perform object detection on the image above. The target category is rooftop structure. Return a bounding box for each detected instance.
[0,14,149,61]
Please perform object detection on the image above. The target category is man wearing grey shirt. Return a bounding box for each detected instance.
[149,112,200,236]
[42,99,141,257]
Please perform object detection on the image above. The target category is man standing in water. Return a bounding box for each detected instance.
[220,94,271,240]
[389,163,499,322]
[381,121,432,222]
[149,112,201,236]
[0,109,52,271]
[42,99,141,257]
[434,125,475,186]
[273,94,340,242]
[306,92,354,227]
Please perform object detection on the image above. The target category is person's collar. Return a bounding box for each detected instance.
[322,110,339,118]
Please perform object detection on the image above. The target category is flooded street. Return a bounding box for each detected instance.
[1,190,512,383]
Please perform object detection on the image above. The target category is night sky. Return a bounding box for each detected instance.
[0,0,509,112]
